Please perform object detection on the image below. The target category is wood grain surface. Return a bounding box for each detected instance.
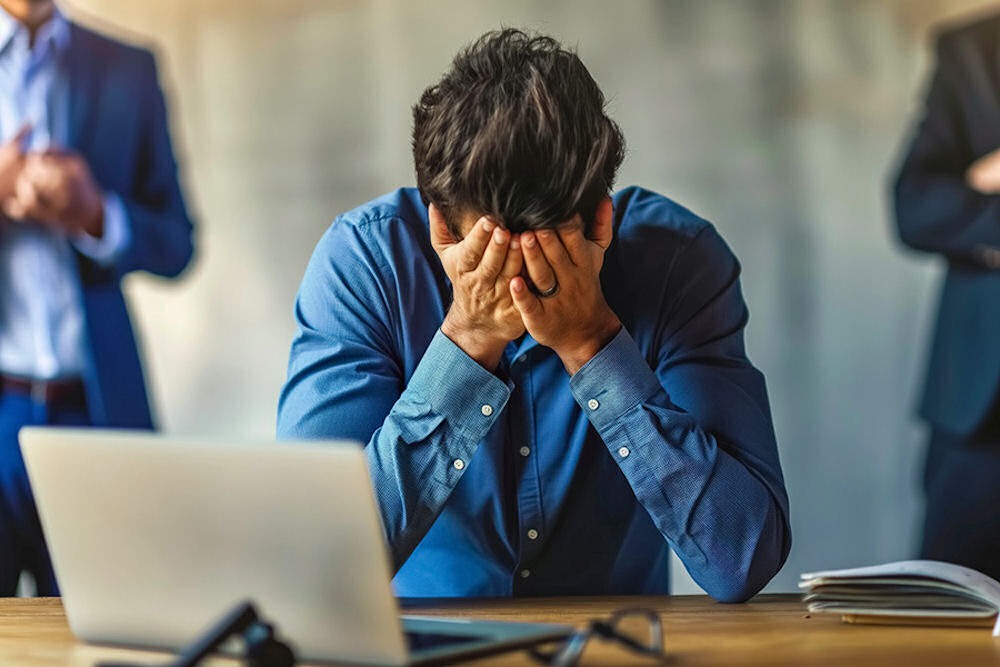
[1,595,998,666]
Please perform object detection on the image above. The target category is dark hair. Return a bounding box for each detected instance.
[412,28,625,236]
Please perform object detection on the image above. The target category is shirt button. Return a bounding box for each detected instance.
[519,446,530,457]
[618,446,630,459]
[527,528,539,540]
[481,404,494,417]
[587,398,600,410]
[453,459,465,470]
[519,569,531,579]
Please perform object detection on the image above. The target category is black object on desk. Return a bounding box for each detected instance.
[97,600,295,667]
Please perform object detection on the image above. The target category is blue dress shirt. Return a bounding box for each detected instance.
[277,187,791,602]
[0,7,129,380]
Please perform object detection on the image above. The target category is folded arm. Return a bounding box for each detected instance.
[893,34,1000,265]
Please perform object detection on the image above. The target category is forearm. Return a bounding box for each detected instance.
[339,331,511,570]
[894,168,1000,262]
[279,334,506,570]
[570,329,790,602]
[892,41,1000,264]
[619,417,787,602]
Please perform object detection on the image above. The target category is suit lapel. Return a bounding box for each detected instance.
[63,23,99,153]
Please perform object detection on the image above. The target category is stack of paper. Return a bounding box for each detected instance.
[799,560,1000,636]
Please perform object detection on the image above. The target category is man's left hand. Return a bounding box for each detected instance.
[510,197,622,374]
[2,150,104,238]
[966,146,1000,194]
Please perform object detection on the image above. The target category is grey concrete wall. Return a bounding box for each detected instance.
[63,0,999,593]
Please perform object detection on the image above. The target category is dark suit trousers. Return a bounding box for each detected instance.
[920,399,1000,580]
[0,390,89,596]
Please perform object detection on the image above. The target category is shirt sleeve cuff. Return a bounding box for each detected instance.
[569,327,665,431]
[71,192,132,265]
[406,329,513,438]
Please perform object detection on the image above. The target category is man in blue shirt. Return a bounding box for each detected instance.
[0,0,194,594]
[278,29,789,601]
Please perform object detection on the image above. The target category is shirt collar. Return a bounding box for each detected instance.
[0,4,70,59]
[35,6,70,56]
[0,6,19,55]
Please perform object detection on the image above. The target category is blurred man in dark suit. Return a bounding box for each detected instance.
[0,0,195,594]
[893,12,1000,579]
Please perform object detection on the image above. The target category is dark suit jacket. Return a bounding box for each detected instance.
[893,13,1000,438]
[65,22,195,428]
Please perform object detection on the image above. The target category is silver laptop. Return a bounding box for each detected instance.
[19,427,572,665]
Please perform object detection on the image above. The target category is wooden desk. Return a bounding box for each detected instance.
[0,595,998,666]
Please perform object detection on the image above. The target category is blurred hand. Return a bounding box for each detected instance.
[510,198,622,375]
[431,203,525,371]
[0,126,29,206]
[966,147,1000,194]
[3,149,104,238]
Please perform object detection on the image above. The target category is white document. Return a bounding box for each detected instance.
[799,560,1000,636]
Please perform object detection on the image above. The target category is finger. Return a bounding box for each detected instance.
[456,217,495,271]
[40,144,68,157]
[27,154,69,196]
[535,228,574,272]
[477,225,511,279]
[558,218,589,262]
[510,276,542,318]
[588,197,614,250]
[23,156,59,197]
[428,203,456,253]
[14,172,40,213]
[499,234,523,280]
[13,176,58,222]
[22,161,61,211]
[9,124,31,151]
[521,231,558,294]
[2,197,25,220]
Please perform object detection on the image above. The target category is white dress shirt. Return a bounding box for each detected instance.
[0,6,130,380]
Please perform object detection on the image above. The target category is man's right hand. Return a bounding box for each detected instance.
[430,204,524,371]
[0,126,29,206]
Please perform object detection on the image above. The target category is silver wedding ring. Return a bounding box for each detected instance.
[535,281,560,298]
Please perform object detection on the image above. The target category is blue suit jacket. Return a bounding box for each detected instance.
[64,23,195,428]
[893,14,1000,437]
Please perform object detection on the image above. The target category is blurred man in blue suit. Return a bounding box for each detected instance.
[0,0,195,594]
[893,12,1000,579]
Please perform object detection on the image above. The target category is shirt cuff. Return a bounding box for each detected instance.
[569,327,665,431]
[406,329,512,438]
[71,192,131,266]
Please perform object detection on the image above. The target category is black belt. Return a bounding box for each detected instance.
[0,375,86,407]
